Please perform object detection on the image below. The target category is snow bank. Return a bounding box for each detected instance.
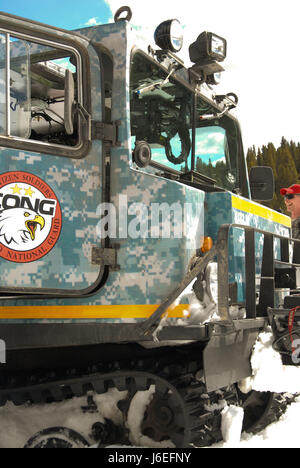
[240,331,300,394]
[0,385,176,448]
[210,330,300,448]
[0,388,127,448]
[221,405,244,446]
[210,395,300,448]
[238,395,300,448]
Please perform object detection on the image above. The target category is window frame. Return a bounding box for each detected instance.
[0,22,91,159]
[130,49,195,172]
[129,49,250,197]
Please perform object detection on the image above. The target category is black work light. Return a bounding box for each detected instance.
[207,72,222,86]
[189,32,227,64]
[154,19,183,53]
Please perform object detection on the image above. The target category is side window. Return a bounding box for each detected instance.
[0,32,79,148]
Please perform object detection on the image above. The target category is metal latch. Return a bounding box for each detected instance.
[91,121,121,146]
[91,246,120,271]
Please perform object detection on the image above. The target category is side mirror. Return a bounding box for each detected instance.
[64,69,75,135]
[249,166,274,201]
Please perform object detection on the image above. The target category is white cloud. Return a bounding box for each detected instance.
[105,0,300,150]
[196,133,224,155]
[85,17,100,26]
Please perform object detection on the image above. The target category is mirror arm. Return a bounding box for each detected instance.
[200,94,238,121]
[199,102,236,121]
[75,102,92,141]
[135,66,176,96]
[199,107,228,121]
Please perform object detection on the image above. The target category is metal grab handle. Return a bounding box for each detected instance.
[114,6,133,23]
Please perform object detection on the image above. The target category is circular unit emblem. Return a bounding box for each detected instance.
[0,171,62,263]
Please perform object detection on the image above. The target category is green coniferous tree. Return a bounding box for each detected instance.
[275,145,298,213]
[246,146,257,170]
[292,141,300,173]
[260,143,278,210]
[246,138,300,214]
[257,148,263,166]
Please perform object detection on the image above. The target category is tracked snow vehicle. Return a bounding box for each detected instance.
[0,6,299,448]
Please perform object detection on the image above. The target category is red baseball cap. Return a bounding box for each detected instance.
[280,184,300,196]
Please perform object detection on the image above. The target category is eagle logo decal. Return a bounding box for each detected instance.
[0,209,45,246]
[0,172,62,263]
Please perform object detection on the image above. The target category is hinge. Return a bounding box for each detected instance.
[91,246,120,271]
[91,120,121,146]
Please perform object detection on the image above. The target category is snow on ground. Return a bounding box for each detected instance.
[221,405,244,446]
[213,330,300,448]
[212,395,300,448]
[1,330,300,448]
[241,331,300,394]
[2,392,300,448]
[0,388,127,448]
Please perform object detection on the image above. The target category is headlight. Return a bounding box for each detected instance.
[210,33,227,61]
[205,262,218,304]
[189,31,227,64]
[154,19,184,53]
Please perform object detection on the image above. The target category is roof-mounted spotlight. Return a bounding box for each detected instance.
[154,19,183,53]
[189,32,226,64]
[189,32,227,86]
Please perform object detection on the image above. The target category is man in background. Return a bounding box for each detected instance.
[280,184,300,240]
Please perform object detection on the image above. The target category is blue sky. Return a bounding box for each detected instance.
[0,0,111,30]
[1,0,300,149]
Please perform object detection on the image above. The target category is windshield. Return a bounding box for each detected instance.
[130,52,242,193]
[130,53,192,172]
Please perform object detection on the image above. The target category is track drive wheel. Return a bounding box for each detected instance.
[140,390,185,446]
[124,376,191,448]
